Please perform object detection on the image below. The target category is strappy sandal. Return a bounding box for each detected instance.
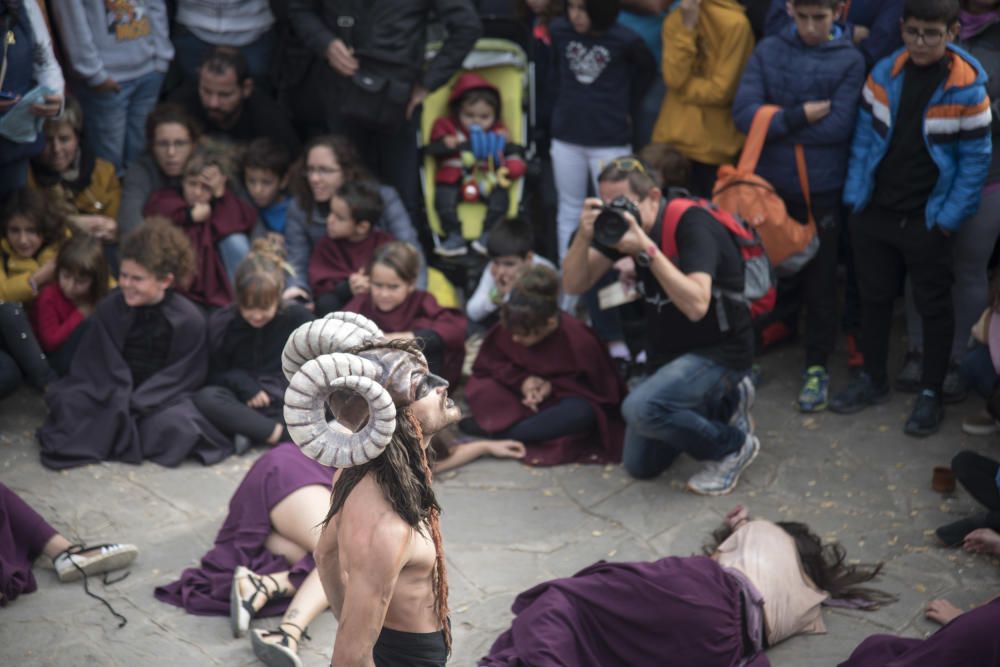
[250,622,310,667]
[230,566,280,638]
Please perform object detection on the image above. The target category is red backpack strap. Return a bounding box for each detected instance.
[660,198,699,259]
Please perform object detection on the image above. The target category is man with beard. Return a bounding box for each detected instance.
[278,313,461,666]
[171,46,300,154]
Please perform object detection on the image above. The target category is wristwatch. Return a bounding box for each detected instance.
[634,244,658,268]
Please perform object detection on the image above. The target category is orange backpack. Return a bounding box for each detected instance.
[712,105,819,276]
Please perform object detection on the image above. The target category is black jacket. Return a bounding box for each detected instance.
[287,0,481,92]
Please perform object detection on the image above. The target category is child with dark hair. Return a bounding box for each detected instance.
[427,72,527,256]
[37,218,232,469]
[637,143,692,190]
[307,180,394,316]
[31,234,111,375]
[28,95,120,244]
[550,0,656,259]
[242,136,293,235]
[144,143,257,310]
[830,0,992,436]
[733,0,866,412]
[343,242,467,386]
[194,239,313,454]
[482,504,893,665]
[464,265,625,465]
[466,217,557,327]
[0,189,64,396]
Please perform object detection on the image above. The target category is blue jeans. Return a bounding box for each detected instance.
[172,26,275,85]
[218,233,251,284]
[960,343,998,399]
[76,70,165,173]
[621,353,746,479]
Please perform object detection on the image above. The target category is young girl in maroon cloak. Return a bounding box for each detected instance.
[37,218,232,469]
[144,143,256,310]
[193,239,313,454]
[463,265,627,465]
[343,241,467,387]
[307,179,394,316]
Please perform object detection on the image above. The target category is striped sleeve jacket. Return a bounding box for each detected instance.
[843,44,992,231]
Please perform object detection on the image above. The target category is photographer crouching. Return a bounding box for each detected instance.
[563,158,759,495]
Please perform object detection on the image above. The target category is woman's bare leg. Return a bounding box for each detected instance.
[41,534,72,559]
[269,485,329,553]
[264,532,307,566]
[253,570,329,653]
[238,570,296,614]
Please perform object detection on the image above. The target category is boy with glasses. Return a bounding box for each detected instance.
[830,0,991,436]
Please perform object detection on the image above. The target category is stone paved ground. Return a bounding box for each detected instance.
[2,342,999,667]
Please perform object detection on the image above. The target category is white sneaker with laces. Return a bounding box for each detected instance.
[54,543,139,582]
[687,434,760,496]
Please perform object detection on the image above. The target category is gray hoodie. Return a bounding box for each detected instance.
[176,0,274,47]
[50,0,173,86]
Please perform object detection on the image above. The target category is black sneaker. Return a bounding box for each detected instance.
[943,362,968,404]
[935,513,989,547]
[895,350,922,393]
[904,389,944,437]
[829,373,890,414]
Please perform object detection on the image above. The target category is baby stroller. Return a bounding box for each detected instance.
[419,37,533,253]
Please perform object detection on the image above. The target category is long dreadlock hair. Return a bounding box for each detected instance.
[324,341,451,652]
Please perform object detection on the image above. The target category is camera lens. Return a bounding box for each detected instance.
[594,209,628,246]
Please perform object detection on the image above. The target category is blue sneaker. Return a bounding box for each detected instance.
[798,366,829,413]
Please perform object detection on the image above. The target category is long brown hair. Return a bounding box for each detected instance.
[368,241,421,285]
[291,135,373,218]
[235,237,289,310]
[56,234,110,305]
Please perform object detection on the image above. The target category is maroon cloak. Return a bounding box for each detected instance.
[838,597,1000,667]
[37,289,232,469]
[307,229,393,298]
[344,290,467,387]
[155,443,333,617]
[466,314,626,466]
[0,483,57,605]
[480,556,769,667]
[144,188,256,308]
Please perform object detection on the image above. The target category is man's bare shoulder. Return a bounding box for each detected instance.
[338,474,413,563]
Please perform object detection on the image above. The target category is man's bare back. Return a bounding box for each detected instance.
[317,471,440,662]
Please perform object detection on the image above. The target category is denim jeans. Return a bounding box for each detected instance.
[171,26,275,85]
[218,233,251,284]
[960,343,998,399]
[76,70,165,173]
[621,353,746,479]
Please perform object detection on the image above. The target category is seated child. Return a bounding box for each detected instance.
[194,240,313,454]
[37,218,233,469]
[31,234,111,376]
[427,72,526,256]
[466,217,557,329]
[242,137,293,236]
[957,274,1000,435]
[464,265,626,466]
[343,241,467,386]
[307,180,394,317]
[0,189,63,396]
[28,95,119,243]
[144,144,257,310]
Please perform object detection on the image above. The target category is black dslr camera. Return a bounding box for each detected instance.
[593,196,641,247]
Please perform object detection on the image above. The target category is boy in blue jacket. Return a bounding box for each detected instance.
[830,0,992,436]
[733,0,866,413]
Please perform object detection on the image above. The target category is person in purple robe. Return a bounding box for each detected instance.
[481,505,894,667]
[37,218,233,469]
[1,482,136,614]
[463,265,627,466]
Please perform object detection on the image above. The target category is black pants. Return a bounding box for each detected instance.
[372,627,447,667]
[435,183,510,238]
[467,397,597,442]
[688,159,720,199]
[315,291,348,318]
[0,302,55,397]
[850,206,955,391]
[952,450,1000,532]
[192,386,281,442]
[782,201,842,368]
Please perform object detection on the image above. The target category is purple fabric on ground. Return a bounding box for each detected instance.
[838,597,1000,667]
[0,482,57,605]
[479,555,769,667]
[154,443,333,617]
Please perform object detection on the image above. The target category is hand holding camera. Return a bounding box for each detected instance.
[593,196,651,257]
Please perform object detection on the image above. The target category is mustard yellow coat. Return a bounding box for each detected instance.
[29,157,121,221]
[652,0,755,166]
[0,238,60,303]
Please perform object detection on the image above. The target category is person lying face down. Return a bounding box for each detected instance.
[480,505,894,667]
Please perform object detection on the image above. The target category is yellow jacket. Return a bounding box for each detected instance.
[0,238,60,303]
[652,0,754,166]
[29,156,121,221]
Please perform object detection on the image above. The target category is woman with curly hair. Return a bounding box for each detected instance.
[481,505,895,666]
[37,218,233,469]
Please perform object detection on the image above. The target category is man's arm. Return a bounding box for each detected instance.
[561,198,615,295]
[287,0,338,58]
[332,514,411,666]
[423,0,482,93]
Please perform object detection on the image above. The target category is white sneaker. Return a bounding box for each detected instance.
[729,375,756,434]
[54,543,138,583]
[687,434,760,496]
